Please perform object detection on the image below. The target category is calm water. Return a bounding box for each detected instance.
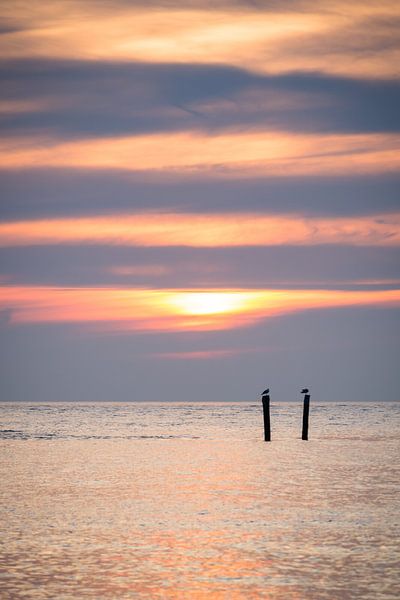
[1,402,399,599]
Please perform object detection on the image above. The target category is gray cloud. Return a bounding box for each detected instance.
[1,169,399,220]
[1,245,399,289]
[1,306,399,402]
[0,60,399,139]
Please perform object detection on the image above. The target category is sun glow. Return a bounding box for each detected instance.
[167,292,257,316]
[0,286,399,332]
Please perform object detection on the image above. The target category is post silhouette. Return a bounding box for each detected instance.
[262,389,271,441]
[301,388,310,440]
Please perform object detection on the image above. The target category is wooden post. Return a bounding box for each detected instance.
[301,389,310,440]
[262,391,271,441]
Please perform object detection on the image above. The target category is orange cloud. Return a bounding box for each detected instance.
[0,286,399,332]
[0,212,399,248]
[1,130,399,176]
[1,1,399,78]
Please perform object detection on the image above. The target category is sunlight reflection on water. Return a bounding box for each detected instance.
[0,402,399,599]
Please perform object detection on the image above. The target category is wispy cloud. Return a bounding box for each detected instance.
[1,130,399,176]
[149,349,246,359]
[1,1,399,78]
[1,286,399,332]
[108,265,172,277]
[1,212,399,248]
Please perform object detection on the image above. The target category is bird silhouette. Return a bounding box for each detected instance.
[262,388,270,395]
[301,388,309,394]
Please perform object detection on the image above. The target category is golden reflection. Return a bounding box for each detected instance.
[0,286,399,332]
[2,413,399,599]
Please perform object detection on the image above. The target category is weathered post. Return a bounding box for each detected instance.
[262,388,271,442]
[301,388,310,440]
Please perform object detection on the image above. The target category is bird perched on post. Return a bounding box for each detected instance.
[301,388,309,394]
[262,388,269,396]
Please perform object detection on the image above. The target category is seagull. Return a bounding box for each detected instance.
[301,388,309,394]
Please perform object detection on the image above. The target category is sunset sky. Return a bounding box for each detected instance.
[0,0,399,402]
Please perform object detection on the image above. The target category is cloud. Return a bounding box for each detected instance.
[1,130,399,177]
[149,348,247,359]
[0,285,399,332]
[1,61,399,139]
[1,212,399,248]
[1,169,399,221]
[107,265,172,277]
[2,245,399,290]
[1,1,399,78]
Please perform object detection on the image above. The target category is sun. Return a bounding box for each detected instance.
[168,292,252,316]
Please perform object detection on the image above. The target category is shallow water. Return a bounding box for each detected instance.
[1,402,399,599]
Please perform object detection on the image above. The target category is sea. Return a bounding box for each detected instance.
[0,401,399,599]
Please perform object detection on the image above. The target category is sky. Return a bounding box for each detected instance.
[0,0,399,402]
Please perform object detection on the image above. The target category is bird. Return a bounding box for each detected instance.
[262,388,270,396]
[301,388,309,394]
